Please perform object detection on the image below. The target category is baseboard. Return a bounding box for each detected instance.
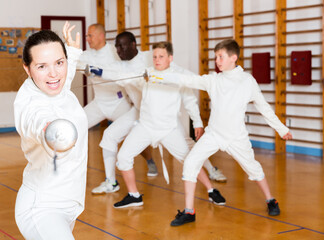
[250,140,322,157]
[0,127,16,133]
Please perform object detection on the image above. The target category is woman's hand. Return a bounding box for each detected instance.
[62,21,80,49]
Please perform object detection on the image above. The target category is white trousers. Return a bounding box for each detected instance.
[15,185,82,240]
[84,98,132,129]
[99,106,139,152]
[182,130,265,182]
[99,107,139,181]
[117,123,189,171]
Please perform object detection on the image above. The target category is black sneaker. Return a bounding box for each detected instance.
[267,199,280,216]
[114,194,143,209]
[208,189,226,205]
[170,210,195,226]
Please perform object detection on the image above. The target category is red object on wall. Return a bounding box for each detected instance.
[252,52,271,84]
[291,51,312,85]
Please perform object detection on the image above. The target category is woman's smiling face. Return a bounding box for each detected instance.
[23,42,68,96]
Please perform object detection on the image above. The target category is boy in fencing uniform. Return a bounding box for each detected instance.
[153,39,292,226]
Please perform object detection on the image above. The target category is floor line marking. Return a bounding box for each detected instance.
[0,228,18,240]
[76,219,123,240]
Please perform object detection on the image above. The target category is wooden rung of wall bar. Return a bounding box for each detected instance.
[247,112,323,121]
[146,42,157,46]
[239,9,276,16]
[282,41,322,46]
[146,41,169,46]
[240,33,275,38]
[145,23,167,28]
[282,4,323,11]
[281,79,322,83]
[244,67,274,71]
[243,56,275,60]
[284,67,322,70]
[284,103,322,108]
[284,114,322,120]
[106,29,118,33]
[283,29,322,35]
[247,124,323,134]
[246,111,260,115]
[289,126,322,132]
[207,26,233,31]
[241,44,275,49]
[242,21,275,27]
[285,17,322,23]
[206,36,233,41]
[204,14,233,21]
[125,26,141,31]
[280,54,322,58]
[206,46,280,51]
[282,91,322,95]
[147,32,167,37]
[106,38,115,41]
[261,90,275,94]
[246,122,269,127]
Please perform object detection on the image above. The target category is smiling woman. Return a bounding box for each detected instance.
[23,41,68,95]
[13,22,88,240]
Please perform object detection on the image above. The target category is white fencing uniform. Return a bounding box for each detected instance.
[117,66,204,171]
[162,66,289,182]
[99,50,152,152]
[14,46,88,240]
[100,55,203,152]
[78,43,132,128]
[84,51,152,184]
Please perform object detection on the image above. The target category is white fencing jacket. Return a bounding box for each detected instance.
[102,50,153,110]
[119,66,203,146]
[78,43,129,112]
[163,65,289,150]
[101,52,203,128]
[14,46,88,212]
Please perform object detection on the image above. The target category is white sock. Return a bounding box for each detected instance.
[184,208,195,214]
[208,188,214,193]
[203,160,214,174]
[102,148,117,184]
[129,192,140,198]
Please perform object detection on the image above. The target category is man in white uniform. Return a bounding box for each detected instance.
[79,24,131,128]
[80,25,158,194]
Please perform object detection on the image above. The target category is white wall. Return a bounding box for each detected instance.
[0,0,93,28]
[171,0,200,134]
[171,0,199,74]
[0,0,95,128]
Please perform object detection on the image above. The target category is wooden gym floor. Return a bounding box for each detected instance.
[0,125,323,240]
